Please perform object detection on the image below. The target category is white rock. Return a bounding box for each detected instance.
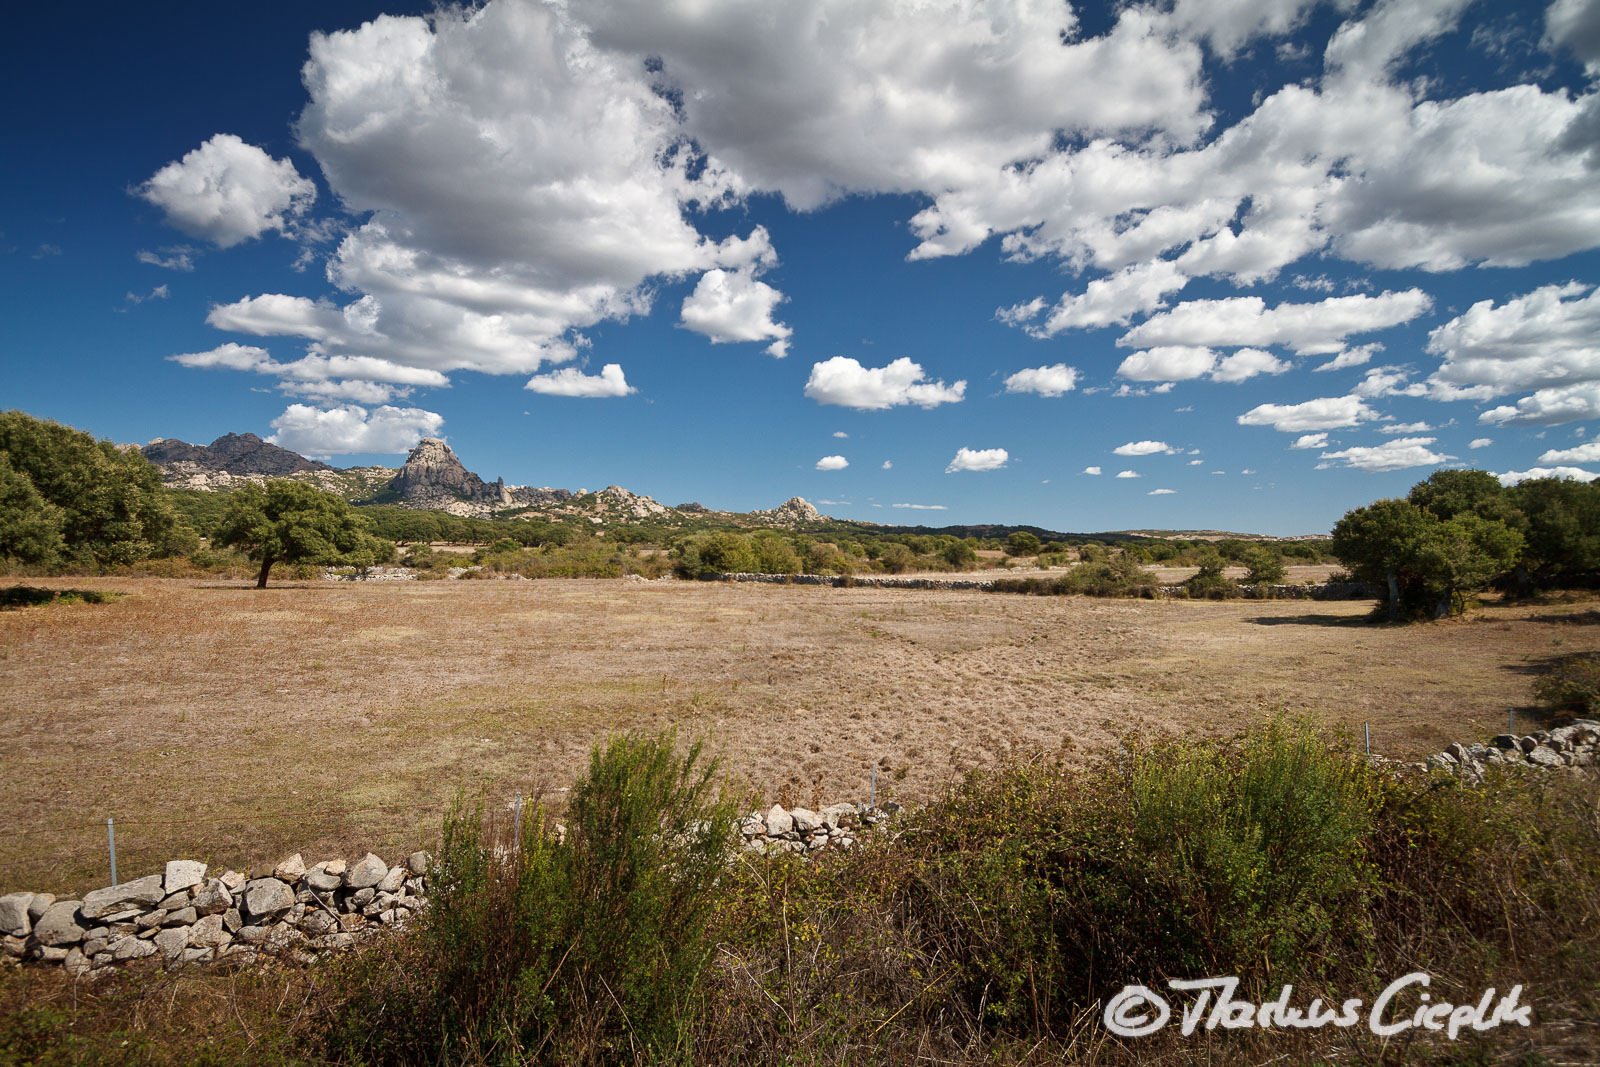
[345,853,388,889]
[81,876,166,920]
[0,893,33,937]
[273,854,306,884]
[765,805,793,837]
[377,866,407,895]
[32,901,86,946]
[164,860,207,895]
[243,878,295,918]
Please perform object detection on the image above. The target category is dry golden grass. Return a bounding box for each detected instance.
[2,575,1595,895]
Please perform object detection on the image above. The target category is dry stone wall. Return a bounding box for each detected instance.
[1423,719,1599,778]
[1,850,429,978]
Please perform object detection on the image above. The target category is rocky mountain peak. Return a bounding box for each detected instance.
[390,438,494,501]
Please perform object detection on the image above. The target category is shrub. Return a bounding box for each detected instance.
[1534,652,1600,717]
[324,729,737,1065]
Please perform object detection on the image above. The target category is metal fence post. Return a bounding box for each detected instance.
[514,792,523,846]
[870,764,877,810]
[107,817,118,886]
[1365,722,1371,757]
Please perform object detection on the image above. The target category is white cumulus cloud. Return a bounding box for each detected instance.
[1003,363,1079,397]
[1291,432,1329,449]
[524,364,635,398]
[1114,440,1176,456]
[1480,382,1600,426]
[1116,346,1218,382]
[945,447,1009,473]
[1538,441,1600,463]
[1317,436,1454,472]
[1116,469,1141,478]
[1238,395,1378,432]
[1496,466,1599,486]
[266,403,444,455]
[1469,437,1493,449]
[1148,487,1177,495]
[1084,465,1103,475]
[804,356,965,410]
[815,455,849,470]
[136,134,315,248]
[1120,290,1432,355]
[1212,347,1290,383]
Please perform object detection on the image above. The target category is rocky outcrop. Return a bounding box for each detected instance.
[751,497,825,526]
[593,485,669,520]
[389,438,499,507]
[143,433,333,476]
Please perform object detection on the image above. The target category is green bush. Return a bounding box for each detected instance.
[325,729,737,1065]
[1534,652,1600,717]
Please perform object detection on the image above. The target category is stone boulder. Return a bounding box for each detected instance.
[0,893,33,937]
[243,879,295,919]
[164,860,207,895]
[31,901,86,947]
[345,853,389,890]
[80,876,166,920]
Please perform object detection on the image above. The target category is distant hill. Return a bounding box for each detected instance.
[142,432,828,528]
[143,433,333,476]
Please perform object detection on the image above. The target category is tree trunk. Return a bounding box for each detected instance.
[255,555,274,589]
[1385,569,1400,622]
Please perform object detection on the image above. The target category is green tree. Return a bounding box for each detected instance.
[1505,476,1600,589]
[878,542,916,573]
[1006,531,1043,557]
[1242,546,1287,584]
[941,538,978,568]
[0,452,65,565]
[0,410,186,564]
[215,479,392,588]
[1330,499,1434,621]
[751,533,800,574]
[1407,468,1516,524]
[1331,498,1521,620]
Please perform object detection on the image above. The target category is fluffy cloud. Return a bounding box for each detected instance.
[1479,382,1600,426]
[1377,421,1433,434]
[1496,466,1599,486]
[1083,465,1103,475]
[1290,432,1329,449]
[1003,363,1079,397]
[1547,0,1600,73]
[523,364,634,397]
[1116,346,1217,382]
[136,134,315,248]
[266,403,444,454]
[679,227,792,348]
[1352,365,1428,398]
[1538,441,1600,463]
[1007,260,1189,337]
[1121,290,1431,355]
[1211,348,1289,383]
[1115,469,1140,478]
[1426,283,1600,400]
[136,248,196,271]
[1238,395,1378,432]
[893,503,948,510]
[814,455,849,470]
[1147,487,1176,495]
[1113,440,1176,456]
[945,447,1008,473]
[1469,437,1493,449]
[1313,344,1382,372]
[804,356,965,410]
[1316,436,1453,472]
[169,343,275,372]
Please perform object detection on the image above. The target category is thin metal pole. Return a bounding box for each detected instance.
[870,764,877,810]
[1365,722,1370,756]
[1510,708,1515,736]
[514,792,523,846]
[107,818,117,886]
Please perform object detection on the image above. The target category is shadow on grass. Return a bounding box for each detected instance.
[1243,612,1374,627]
[1520,609,1600,626]
[0,586,122,610]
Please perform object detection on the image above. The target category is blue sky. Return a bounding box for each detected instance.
[4,0,1599,535]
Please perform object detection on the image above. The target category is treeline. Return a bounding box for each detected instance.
[0,410,197,568]
[1332,469,1600,619]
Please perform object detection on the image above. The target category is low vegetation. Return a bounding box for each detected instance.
[5,720,1596,1065]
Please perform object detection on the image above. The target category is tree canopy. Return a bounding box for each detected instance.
[1327,469,1600,620]
[0,410,190,566]
[215,479,393,588]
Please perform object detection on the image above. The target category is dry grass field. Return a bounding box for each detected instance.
[2,574,1595,894]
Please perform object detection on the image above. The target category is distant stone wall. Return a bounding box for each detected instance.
[1423,720,1599,777]
[706,571,1373,599]
[1,851,428,978]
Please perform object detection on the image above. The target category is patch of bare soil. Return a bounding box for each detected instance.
[1,577,1592,892]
